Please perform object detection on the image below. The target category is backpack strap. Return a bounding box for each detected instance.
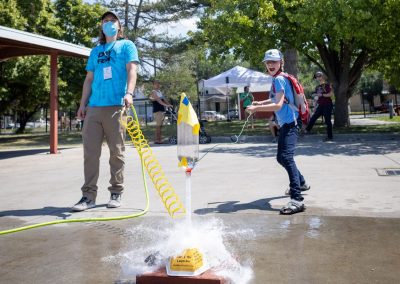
[272,74,298,125]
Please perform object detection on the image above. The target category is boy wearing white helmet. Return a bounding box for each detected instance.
[247,49,309,215]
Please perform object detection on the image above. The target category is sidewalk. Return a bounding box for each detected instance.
[1,134,400,283]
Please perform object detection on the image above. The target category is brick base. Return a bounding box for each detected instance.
[136,267,227,284]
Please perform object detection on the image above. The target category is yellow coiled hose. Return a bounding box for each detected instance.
[0,105,184,235]
[121,107,186,218]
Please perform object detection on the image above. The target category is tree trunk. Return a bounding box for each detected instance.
[333,87,350,127]
[316,43,368,128]
[16,110,36,134]
[125,0,129,29]
[133,0,144,34]
[283,48,298,77]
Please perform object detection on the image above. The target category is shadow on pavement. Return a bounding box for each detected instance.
[194,196,287,214]
[201,139,400,158]
[0,204,114,219]
[0,147,72,160]
[0,206,73,219]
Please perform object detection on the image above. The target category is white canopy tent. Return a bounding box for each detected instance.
[201,66,272,119]
[201,65,272,95]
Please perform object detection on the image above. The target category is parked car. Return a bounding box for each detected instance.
[6,123,20,129]
[374,103,400,113]
[227,109,239,120]
[373,103,388,113]
[201,111,226,121]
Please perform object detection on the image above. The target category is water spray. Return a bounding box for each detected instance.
[164,93,210,276]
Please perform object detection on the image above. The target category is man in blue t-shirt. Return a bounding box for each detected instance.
[72,11,139,212]
[246,49,309,215]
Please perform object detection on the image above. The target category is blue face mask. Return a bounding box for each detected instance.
[102,21,118,37]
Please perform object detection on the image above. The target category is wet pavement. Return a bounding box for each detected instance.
[1,215,399,284]
[1,134,400,283]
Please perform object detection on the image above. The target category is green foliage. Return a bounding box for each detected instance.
[0,56,50,132]
[54,0,107,109]
[0,0,107,132]
[0,1,59,132]
[200,0,276,66]
[16,0,62,38]
[0,0,26,28]
[55,0,106,46]
[359,71,383,97]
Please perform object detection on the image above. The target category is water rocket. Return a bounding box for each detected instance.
[166,93,210,276]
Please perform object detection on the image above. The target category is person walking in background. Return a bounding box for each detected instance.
[150,80,172,144]
[247,49,309,215]
[305,71,334,141]
[72,11,139,212]
[240,86,255,128]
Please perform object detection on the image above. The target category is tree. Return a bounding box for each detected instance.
[0,0,60,132]
[103,0,209,79]
[0,0,107,132]
[54,0,106,109]
[358,71,383,108]
[198,0,400,127]
[0,56,50,133]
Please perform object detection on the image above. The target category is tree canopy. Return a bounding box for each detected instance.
[0,0,105,132]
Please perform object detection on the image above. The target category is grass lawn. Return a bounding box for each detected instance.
[1,118,399,150]
[373,116,400,123]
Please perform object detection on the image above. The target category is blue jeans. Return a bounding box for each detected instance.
[277,121,305,202]
[306,103,333,139]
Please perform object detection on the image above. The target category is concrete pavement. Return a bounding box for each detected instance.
[1,133,400,283]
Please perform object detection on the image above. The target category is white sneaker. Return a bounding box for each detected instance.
[71,197,95,212]
[107,194,121,208]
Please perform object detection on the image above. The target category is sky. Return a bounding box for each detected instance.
[155,18,198,37]
[83,0,199,37]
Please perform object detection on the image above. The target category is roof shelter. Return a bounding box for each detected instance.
[0,25,91,154]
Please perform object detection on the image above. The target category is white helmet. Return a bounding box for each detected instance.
[262,49,283,62]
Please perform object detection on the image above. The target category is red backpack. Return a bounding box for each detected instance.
[273,72,310,125]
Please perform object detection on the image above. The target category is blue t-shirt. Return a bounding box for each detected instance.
[270,75,298,127]
[86,39,139,107]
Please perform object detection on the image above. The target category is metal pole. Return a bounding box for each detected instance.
[362,92,366,118]
[226,77,230,121]
[45,107,48,133]
[69,108,72,131]
[50,52,58,154]
[145,101,148,126]
[389,99,394,119]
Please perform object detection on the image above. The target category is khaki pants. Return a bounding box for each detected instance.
[81,106,126,201]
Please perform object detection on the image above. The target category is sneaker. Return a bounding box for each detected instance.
[271,137,277,143]
[285,183,311,195]
[107,193,121,208]
[323,137,333,142]
[71,197,95,212]
[280,199,306,215]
